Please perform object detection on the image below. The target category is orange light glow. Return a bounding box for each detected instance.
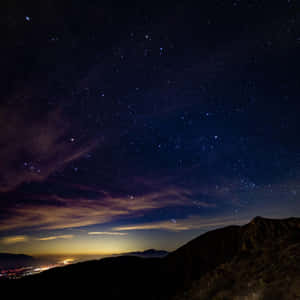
[62,258,75,265]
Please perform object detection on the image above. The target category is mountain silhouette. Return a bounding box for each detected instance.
[2,217,300,299]
[0,253,36,269]
[121,249,169,257]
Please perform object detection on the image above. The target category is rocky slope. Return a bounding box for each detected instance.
[172,217,300,300]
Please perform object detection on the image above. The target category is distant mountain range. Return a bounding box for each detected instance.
[0,253,37,269]
[120,249,169,258]
[2,216,300,299]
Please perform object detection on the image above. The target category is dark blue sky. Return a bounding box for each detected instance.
[0,0,300,254]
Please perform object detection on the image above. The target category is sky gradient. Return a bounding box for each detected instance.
[0,0,300,255]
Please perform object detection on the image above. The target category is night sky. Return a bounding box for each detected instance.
[0,0,300,255]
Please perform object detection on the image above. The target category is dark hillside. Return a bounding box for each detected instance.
[2,217,300,300]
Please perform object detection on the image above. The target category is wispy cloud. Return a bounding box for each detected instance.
[0,106,98,192]
[37,234,74,241]
[0,186,194,231]
[113,215,251,232]
[1,235,29,244]
[88,232,128,236]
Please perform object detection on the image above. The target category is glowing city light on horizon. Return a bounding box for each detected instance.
[62,258,75,265]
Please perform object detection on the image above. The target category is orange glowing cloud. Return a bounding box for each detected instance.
[37,234,74,241]
[113,215,251,232]
[1,235,29,244]
[88,232,128,236]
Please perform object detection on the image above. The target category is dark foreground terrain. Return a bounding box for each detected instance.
[2,217,300,300]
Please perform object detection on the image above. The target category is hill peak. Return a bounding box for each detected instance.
[250,215,300,222]
[250,215,265,222]
[122,249,168,257]
[247,215,300,229]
